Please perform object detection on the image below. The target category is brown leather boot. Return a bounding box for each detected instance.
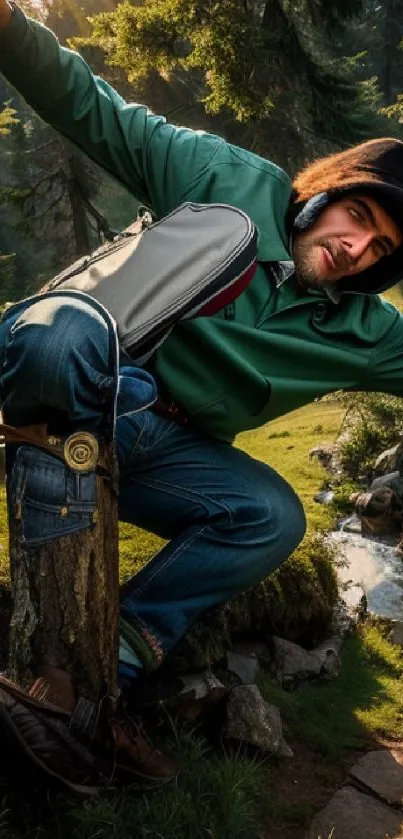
[30,666,178,787]
[110,713,179,786]
[34,665,77,713]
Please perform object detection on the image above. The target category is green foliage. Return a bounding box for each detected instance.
[82,0,378,147]
[381,91,403,121]
[0,105,18,298]
[332,0,403,122]
[0,105,18,137]
[330,480,361,516]
[84,0,273,122]
[306,0,364,33]
[0,253,16,302]
[335,392,403,480]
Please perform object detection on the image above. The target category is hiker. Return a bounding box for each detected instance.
[2,1,403,788]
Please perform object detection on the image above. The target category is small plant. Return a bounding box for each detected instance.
[331,481,361,516]
[334,392,403,480]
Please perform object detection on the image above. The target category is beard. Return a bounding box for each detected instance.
[292,235,356,289]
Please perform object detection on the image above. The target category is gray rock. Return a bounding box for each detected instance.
[306,785,403,839]
[390,621,403,647]
[226,651,259,684]
[272,637,341,685]
[223,684,292,758]
[340,584,368,622]
[374,441,403,475]
[309,446,335,469]
[340,514,362,534]
[232,641,271,663]
[179,671,226,701]
[349,749,403,806]
[370,471,402,492]
[314,490,335,504]
[331,600,354,637]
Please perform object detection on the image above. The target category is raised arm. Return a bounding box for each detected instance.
[0,1,222,217]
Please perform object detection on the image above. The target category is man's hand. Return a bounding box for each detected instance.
[0,0,12,31]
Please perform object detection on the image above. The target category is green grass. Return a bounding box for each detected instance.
[238,400,344,533]
[382,283,403,311]
[258,621,403,759]
[0,732,270,839]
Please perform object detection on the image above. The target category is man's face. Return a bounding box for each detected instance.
[292,193,402,291]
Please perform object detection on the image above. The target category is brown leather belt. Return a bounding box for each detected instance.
[0,422,108,473]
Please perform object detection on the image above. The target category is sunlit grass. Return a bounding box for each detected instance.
[258,621,403,759]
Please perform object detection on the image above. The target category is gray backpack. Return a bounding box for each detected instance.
[41,202,258,361]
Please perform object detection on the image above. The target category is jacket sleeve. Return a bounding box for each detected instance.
[363,303,403,397]
[0,6,223,217]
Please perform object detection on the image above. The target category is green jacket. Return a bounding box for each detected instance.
[1,9,403,441]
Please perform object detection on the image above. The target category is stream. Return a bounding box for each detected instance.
[330,515,403,620]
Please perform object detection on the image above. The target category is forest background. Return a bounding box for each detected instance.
[1,0,403,303]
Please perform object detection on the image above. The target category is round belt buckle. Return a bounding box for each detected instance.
[64,432,99,472]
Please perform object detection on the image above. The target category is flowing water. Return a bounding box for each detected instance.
[330,515,403,620]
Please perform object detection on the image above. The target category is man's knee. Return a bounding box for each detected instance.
[247,481,305,554]
[1,295,114,424]
[224,473,306,586]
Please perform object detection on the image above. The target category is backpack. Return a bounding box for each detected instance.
[40,202,258,361]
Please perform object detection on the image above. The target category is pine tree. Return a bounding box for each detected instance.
[83,0,381,167]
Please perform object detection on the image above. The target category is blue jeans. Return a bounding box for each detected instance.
[0,293,306,684]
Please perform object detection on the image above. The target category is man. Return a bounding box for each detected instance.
[1,0,403,788]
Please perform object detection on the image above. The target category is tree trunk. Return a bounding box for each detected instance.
[7,440,119,705]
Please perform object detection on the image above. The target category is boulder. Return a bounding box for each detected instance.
[309,446,335,470]
[174,672,228,720]
[272,636,341,687]
[339,514,362,534]
[179,671,226,701]
[370,471,403,496]
[350,487,402,536]
[349,749,403,807]
[231,641,271,663]
[225,650,259,684]
[223,684,293,757]
[306,785,403,839]
[374,441,403,475]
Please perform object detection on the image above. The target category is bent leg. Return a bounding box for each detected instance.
[0,294,116,431]
[117,410,306,679]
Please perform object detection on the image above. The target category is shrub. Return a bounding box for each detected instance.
[335,392,403,480]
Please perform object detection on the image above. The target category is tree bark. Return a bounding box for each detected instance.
[7,440,119,704]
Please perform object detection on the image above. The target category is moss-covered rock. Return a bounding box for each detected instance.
[167,533,339,672]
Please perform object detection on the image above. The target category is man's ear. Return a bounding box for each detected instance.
[291,192,330,235]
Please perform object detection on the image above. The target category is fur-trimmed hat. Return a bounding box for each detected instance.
[288,138,403,294]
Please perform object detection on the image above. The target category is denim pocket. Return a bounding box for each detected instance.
[8,446,97,546]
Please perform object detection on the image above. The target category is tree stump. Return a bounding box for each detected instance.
[7,438,119,704]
